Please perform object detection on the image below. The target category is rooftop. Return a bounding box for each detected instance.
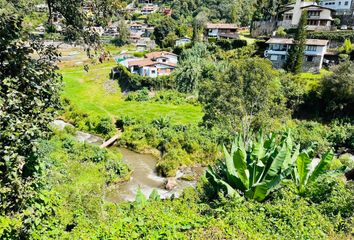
[266,38,329,46]
[145,51,177,59]
[206,23,238,30]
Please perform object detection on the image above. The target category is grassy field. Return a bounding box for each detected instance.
[60,60,203,125]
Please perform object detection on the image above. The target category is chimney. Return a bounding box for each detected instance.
[291,0,303,26]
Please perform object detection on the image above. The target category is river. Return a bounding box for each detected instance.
[53,120,198,202]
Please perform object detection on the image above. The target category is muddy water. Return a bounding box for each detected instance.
[52,120,197,203]
[106,148,197,203]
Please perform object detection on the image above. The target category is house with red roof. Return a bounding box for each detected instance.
[120,51,178,78]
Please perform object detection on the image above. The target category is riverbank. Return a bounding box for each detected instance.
[52,120,201,202]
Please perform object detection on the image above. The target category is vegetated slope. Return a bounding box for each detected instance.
[60,61,203,125]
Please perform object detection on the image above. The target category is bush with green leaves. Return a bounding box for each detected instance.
[206,131,299,201]
[293,149,334,193]
[118,117,220,176]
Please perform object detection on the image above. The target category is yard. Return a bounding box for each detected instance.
[60,60,203,125]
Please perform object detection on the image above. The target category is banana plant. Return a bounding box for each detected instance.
[206,131,299,202]
[293,149,334,193]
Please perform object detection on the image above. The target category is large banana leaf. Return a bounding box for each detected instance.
[309,151,334,182]
[233,148,249,190]
[296,151,312,191]
[206,166,239,197]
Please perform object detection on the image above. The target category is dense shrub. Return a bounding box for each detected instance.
[216,39,247,50]
[112,64,175,91]
[118,118,220,176]
[307,30,354,42]
[62,103,116,137]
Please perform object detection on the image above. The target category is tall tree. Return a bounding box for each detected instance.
[321,60,354,118]
[285,10,307,74]
[0,12,61,220]
[199,58,288,140]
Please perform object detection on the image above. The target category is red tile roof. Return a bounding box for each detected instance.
[145,51,177,59]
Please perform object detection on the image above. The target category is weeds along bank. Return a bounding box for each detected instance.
[5,128,354,239]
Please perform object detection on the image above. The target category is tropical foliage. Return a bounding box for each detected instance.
[293,149,334,193]
[206,131,299,201]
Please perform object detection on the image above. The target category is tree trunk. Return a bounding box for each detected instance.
[47,0,53,24]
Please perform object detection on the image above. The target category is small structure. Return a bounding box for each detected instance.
[139,0,154,4]
[120,51,178,78]
[35,4,49,12]
[278,0,335,31]
[175,37,192,47]
[145,51,178,65]
[319,0,354,15]
[161,8,172,16]
[141,5,158,15]
[265,38,329,72]
[205,23,239,39]
[136,38,156,52]
[130,23,144,33]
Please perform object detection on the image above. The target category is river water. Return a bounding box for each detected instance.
[106,148,196,202]
[52,120,197,203]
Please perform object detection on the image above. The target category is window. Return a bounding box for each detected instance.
[270,55,278,61]
[306,56,314,62]
[284,14,292,20]
[306,45,317,51]
[345,1,349,5]
[308,11,320,17]
[151,70,156,74]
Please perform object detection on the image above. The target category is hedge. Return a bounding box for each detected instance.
[216,39,248,50]
[307,30,354,42]
[111,64,175,91]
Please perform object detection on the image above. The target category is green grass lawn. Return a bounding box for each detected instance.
[60,61,203,125]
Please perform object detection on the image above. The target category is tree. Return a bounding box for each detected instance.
[192,11,208,42]
[113,18,129,46]
[338,39,352,54]
[285,10,307,74]
[153,17,176,47]
[199,58,288,140]
[174,43,211,93]
[0,12,61,225]
[321,60,354,118]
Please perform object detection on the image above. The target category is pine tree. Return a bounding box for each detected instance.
[285,10,308,74]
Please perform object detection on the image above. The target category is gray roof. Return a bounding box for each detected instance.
[266,38,329,46]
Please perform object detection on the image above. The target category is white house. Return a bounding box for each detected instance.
[319,0,353,15]
[175,37,192,47]
[265,38,329,72]
[279,0,335,31]
[140,5,158,15]
[205,23,239,39]
[120,51,178,78]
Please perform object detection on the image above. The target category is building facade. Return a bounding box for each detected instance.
[319,0,353,15]
[120,52,178,78]
[279,0,335,31]
[265,38,329,72]
[205,23,239,39]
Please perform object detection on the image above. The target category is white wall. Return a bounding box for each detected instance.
[319,0,353,11]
